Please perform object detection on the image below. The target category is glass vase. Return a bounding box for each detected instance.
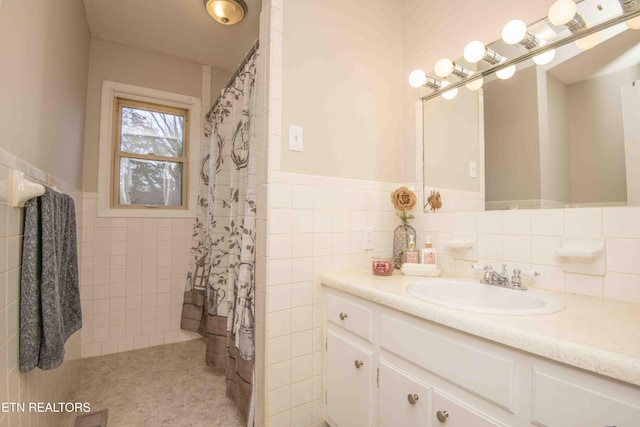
[393,224,416,269]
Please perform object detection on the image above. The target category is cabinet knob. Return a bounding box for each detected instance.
[354,360,364,369]
[407,394,419,405]
[436,410,449,423]
[339,312,348,320]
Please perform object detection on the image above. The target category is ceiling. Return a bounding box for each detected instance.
[82,0,261,72]
[549,27,640,85]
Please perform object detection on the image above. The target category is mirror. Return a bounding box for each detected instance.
[422,0,640,211]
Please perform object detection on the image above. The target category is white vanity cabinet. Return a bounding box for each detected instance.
[530,363,640,426]
[325,294,375,427]
[325,330,374,427]
[377,359,430,427]
[323,287,640,427]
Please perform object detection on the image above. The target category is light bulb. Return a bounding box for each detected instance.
[627,15,640,29]
[441,81,458,100]
[533,48,556,65]
[575,31,600,50]
[466,77,484,91]
[548,0,577,26]
[496,64,516,80]
[409,69,427,88]
[502,20,528,44]
[464,41,487,63]
[434,58,454,77]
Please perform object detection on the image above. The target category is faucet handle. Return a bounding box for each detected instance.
[520,269,540,278]
[501,264,508,275]
[471,263,490,271]
[511,269,524,288]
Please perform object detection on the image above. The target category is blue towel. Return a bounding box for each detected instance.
[19,188,82,372]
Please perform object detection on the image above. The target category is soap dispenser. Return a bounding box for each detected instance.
[405,235,419,264]
[422,235,437,265]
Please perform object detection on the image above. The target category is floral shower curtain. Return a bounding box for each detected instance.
[181,48,258,421]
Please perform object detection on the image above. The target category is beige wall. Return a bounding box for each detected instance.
[280,0,405,183]
[540,70,571,204]
[568,65,640,205]
[0,2,88,424]
[485,67,541,202]
[423,88,479,192]
[0,0,90,189]
[402,0,553,187]
[210,67,233,108]
[81,39,210,192]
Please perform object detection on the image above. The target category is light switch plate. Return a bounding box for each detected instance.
[469,160,477,178]
[289,125,303,152]
[363,227,374,251]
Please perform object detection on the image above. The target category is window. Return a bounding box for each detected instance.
[97,81,200,218]
[114,98,188,209]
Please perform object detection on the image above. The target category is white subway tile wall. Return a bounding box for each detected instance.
[264,171,400,427]
[423,204,640,301]
[0,149,81,427]
[78,193,200,358]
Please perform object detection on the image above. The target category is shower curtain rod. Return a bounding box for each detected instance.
[207,39,259,118]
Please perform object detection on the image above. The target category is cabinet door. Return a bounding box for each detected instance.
[326,330,374,427]
[433,390,507,427]
[378,359,430,427]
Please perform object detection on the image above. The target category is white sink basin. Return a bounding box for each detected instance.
[407,279,565,315]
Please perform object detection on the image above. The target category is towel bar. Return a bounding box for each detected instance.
[0,168,46,207]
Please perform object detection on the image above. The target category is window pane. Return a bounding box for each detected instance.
[120,106,184,157]
[119,158,183,206]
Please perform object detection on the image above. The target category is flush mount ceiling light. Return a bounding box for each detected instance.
[203,0,247,25]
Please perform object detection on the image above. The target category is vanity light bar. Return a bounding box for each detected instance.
[418,7,640,102]
[548,0,588,33]
[434,58,473,79]
[449,62,473,78]
[464,41,505,65]
[424,76,444,89]
[619,0,638,12]
[502,20,541,49]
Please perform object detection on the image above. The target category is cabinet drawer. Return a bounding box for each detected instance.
[378,359,431,427]
[433,389,506,427]
[326,293,373,342]
[532,369,640,427]
[380,313,515,410]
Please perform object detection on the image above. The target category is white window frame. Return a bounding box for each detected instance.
[97,81,201,218]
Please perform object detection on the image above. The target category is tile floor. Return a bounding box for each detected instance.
[57,339,244,427]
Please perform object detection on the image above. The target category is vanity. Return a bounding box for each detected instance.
[321,271,640,427]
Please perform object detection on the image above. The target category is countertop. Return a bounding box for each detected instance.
[321,270,640,387]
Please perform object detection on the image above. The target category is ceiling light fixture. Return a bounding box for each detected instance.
[203,0,247,25]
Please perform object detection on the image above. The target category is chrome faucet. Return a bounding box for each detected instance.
[473,263,537,290]
[483,264,506,285]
